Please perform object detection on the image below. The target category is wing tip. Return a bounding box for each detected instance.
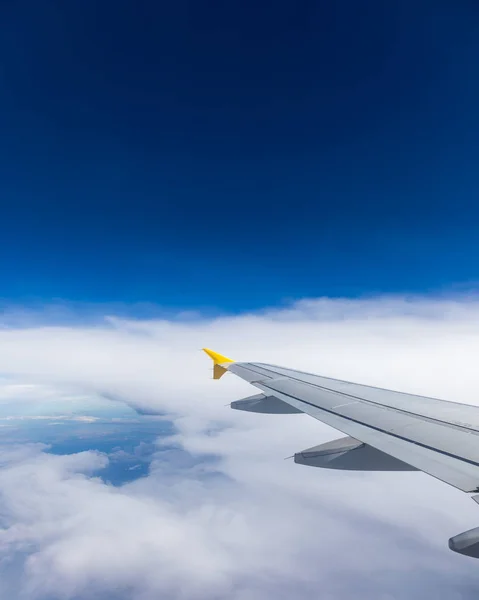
[202,348,234,380]
[202,348,234,364]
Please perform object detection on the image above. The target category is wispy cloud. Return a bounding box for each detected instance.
[0,295,479,598]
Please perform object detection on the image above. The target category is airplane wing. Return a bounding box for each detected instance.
[203,348,479,558]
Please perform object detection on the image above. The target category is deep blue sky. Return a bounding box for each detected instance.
[1,1,479,311]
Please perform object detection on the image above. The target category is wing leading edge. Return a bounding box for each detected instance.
[202,349,479,558]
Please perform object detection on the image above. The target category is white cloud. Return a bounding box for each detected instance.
[0,295,479,598]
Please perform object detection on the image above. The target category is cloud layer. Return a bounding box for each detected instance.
[1,295,479,598]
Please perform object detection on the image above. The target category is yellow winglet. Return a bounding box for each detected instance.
[202,348,234,380]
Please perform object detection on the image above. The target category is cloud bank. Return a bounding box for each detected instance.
[1,295,479,598]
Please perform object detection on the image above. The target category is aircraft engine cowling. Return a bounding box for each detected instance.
[231,394,302,414]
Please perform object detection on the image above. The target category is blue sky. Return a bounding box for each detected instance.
[1,1,479,311]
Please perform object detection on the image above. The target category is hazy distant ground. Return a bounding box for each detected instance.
[0,398,172,486]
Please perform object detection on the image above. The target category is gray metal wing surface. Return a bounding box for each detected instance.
[202,349,479,557]
[229,361,479,493]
